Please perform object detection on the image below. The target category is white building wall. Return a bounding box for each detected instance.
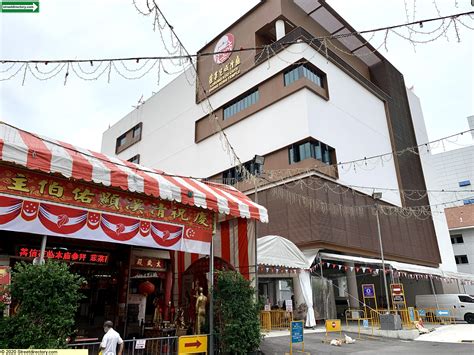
[102,43,402,205]
[407,89,458,272]
[451,227,474,294]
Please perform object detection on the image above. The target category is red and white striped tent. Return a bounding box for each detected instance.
[0,122,267,298]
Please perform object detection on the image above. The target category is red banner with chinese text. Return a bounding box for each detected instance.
[0,166,213,232]
[0,194,211,255]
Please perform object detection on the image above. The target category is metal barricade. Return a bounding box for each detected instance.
[259,310,293,330]
[260,311,272,331]
[68,336,178,355]
[345,308,365,326]
[417,307,456,325]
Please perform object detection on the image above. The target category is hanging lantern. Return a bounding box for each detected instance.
[138,281,155,296]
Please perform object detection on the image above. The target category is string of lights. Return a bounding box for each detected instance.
[1,10,472,84]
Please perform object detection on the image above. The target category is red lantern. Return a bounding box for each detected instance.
[138,281,155,296]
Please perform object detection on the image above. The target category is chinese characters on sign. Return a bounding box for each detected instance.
[0,167,213,231]
[208,55,241,93]
[133,257,166,270]
[16,247,109,264]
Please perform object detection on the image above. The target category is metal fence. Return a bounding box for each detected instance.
[259,310,293,330]
[68,336,178,355]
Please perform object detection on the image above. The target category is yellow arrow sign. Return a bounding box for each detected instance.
[178,335,207,354]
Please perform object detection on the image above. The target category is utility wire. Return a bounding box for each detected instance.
[1,10,472,64]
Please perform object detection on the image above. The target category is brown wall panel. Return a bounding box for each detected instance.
[254,176,441,267]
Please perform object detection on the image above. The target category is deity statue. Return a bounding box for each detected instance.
[195,287,207,334]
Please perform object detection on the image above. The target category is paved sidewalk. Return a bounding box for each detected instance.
[415,324,474,343]
[259,330,474,354]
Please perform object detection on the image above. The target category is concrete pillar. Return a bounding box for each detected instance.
[346,263,360,309]
[275,19,286,40]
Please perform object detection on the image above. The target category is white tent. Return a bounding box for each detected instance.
[257,235,316,327]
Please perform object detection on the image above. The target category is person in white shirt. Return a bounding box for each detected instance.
[100,321,124,355]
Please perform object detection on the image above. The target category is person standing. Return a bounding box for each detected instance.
[100,321,124,355]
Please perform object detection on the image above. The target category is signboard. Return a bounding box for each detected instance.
[178,335,208,354]
[208,54,241,93]
[16,246,109,264]
[392,295,405,304]
[362,319,369,328]
[133,256,166,270]
[0,166,213,232]
[391,283,403,295]
[264,304,271,311]
[408,307,416,322]
[213,33,234,64]
[436,309,450,317]
[325,319,341,333]
[418,309,426,317]
[135,339,146,349]
[390,283,406,305]
[362,284,375,298]
[291,321,303,343]
[285,299,293,312]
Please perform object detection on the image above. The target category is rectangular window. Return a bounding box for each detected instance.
[455,255,469,264]
[223,88,259,120]
[132,125,141,139]
[458,295,474,303]
[127,154,140,164]
[288,139,335,165]
[284,63,323,87]
[450,234,464,244]
[115,123,142,154]
[117,134,126,148]
[459,180,471,187]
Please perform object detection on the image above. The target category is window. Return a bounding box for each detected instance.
[459,295,474,303]
[127,154,140,164]
[450,234,464,244]
[223,89,260,120]
[117,134,127,148]
[222,160,262,184]
[284,63,323,87]
[132,125,141,138]
[289,139,335,165]
[115,123,142,153]
[459,180,471,187]
[455,255,469,264]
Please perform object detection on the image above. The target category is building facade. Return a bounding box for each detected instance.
[412,113,474,293]
[102,0,473,312]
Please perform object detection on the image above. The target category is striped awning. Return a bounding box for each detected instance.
[0,122,268,223]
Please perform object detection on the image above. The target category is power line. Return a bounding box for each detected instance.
[0,10,472,65]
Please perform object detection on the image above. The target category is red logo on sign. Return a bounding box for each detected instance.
[213,33,234,64]
[332,322,336,328]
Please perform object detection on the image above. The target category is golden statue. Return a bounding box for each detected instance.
[195,287,207,334]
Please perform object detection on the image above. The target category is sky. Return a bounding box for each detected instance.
[0,0,473,152]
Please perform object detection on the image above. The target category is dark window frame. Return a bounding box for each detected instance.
[284,62,325,88]
[223,88,260,120]
[455,255,469,264]
[127,154,140,164]
[288,138,335,165]
[450,234,464,244]
[115,122,143,154]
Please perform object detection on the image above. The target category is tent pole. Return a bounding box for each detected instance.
[254,181,258,298]
[209,214,216,355]
[39,235,47,264]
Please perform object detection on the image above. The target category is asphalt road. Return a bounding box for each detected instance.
[259,331,474,354]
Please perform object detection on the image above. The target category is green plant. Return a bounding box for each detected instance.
[213,271,262,354]
[0,261,84,348]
